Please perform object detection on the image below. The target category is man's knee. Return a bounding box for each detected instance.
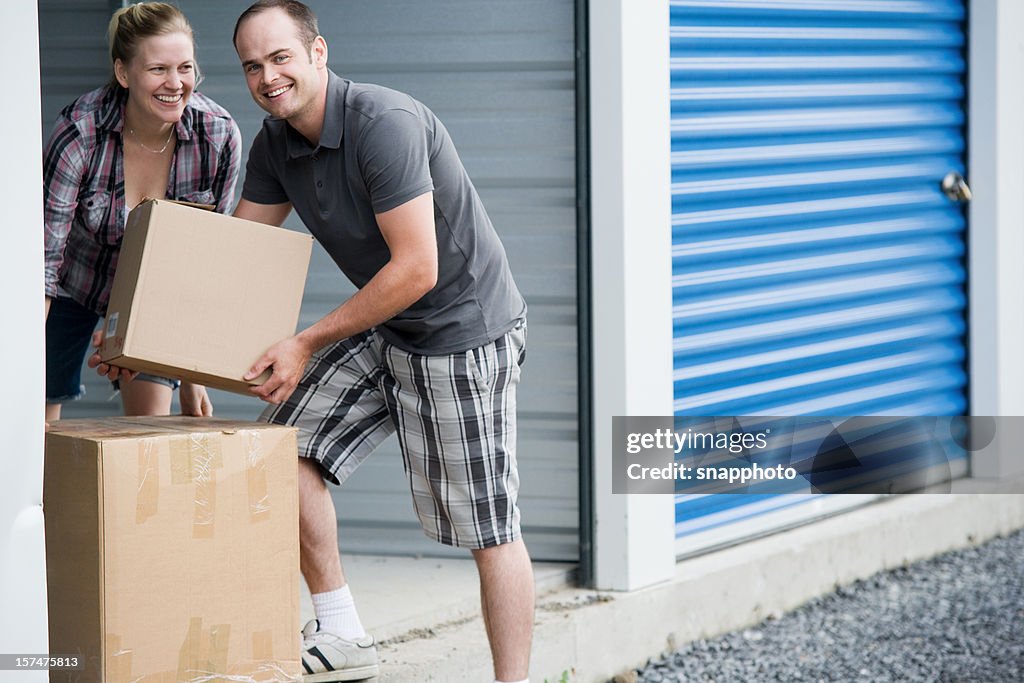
[297,457,329,490]
[471,538,529,566]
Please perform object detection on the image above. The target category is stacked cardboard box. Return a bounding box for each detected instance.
[44,417,301,682]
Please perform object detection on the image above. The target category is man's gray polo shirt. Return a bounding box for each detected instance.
[242,70,526,355]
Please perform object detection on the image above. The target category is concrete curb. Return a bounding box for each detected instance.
[377,493,1024,682]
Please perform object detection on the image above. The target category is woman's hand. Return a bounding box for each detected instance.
[87,328,138,382]
[180,382,213,417]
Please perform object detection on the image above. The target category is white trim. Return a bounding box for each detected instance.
[589,0,676,590]
[0,0,47,674]
[968,0,1024,476]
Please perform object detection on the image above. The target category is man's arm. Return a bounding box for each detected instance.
[234,197,293,226]
[246,191,438,404]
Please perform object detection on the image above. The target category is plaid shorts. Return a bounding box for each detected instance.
[262,323,526,549]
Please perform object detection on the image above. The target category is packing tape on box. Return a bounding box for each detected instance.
[178,616,202,677]
[253,661,303,682]
[252,627,301,682]
[169,433,225,483]
[168,433,224,538]
[107,626,292,683]
[246,430,271,523]
[251,630,274,661]
[192,433,222,539]
[208,622,231,678]
[107,634,134,681]
[136,438,160,524]
[170,437,192,485]
[176,617,232,682]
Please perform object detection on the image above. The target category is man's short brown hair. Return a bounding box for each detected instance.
[233,0,320,51]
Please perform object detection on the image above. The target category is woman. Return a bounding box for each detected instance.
[44,2,241,422]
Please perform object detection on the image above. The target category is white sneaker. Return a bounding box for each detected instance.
[301,619,379,682]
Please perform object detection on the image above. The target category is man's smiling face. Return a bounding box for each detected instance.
[235,7,326,122]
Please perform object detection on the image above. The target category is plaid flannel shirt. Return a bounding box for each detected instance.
[43,85,242,314]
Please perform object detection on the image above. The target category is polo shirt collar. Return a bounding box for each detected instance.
[284,70,347,159]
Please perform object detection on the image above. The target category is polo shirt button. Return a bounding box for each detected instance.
[317,181,323,188]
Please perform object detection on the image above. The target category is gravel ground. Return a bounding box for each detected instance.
[627,529,1024,683]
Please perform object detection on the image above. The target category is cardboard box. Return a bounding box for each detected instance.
[99,199,313,394]
[44,417,301,682]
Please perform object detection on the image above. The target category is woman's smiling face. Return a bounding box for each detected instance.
[115,31,196,126]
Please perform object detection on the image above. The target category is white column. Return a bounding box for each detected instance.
[0,0,47,674]
[968,0,1024,476]
[590,0,676,590]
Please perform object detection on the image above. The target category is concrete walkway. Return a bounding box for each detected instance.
[308,483,1024,682]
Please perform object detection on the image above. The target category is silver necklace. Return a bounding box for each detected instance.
[128,126,174,154]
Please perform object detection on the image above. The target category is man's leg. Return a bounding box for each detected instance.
[265,332,391,595]
[472,538,534,682]
[298,458,371,641]
[380,323,531,678]
[298,457,346,592]
[296,460,378,680]
[262,334,388,680]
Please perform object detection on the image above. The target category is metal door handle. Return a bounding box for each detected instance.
[941,171,972,203]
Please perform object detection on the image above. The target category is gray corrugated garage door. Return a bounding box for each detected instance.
[42,0,579,561]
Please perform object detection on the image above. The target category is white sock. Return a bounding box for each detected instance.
[311,585,367,640]
[495,679,529,683]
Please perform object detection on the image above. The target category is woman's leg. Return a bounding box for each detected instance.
[119,377,174,416]
[45,297,99,423]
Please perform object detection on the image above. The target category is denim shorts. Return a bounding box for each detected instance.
[46,297,180,403]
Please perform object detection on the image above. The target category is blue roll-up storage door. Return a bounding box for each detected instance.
[671,0,968,554]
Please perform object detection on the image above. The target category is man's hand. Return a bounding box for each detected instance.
[86,328,138,383]
[245,335,313,405]
[180,382,214,416]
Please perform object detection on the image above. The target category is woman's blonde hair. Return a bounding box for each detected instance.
[107,2,200,87]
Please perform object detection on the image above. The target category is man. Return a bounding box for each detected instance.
[232,2,534,681]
